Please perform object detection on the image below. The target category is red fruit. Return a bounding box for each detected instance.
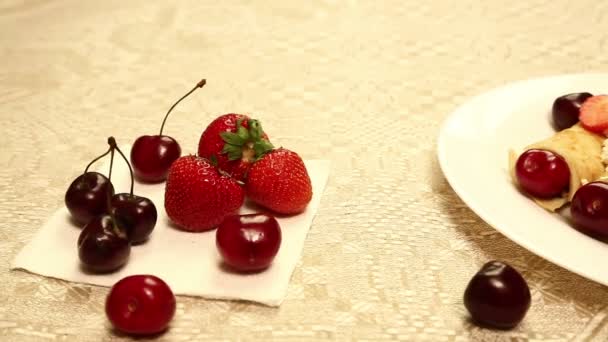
[197,114,273,181]
[570,181,608,239]
[579,95,608,134]
[216,213,282,272]
[246,148,313,214]
[514,149,570,198]
[164,155,245,231]
[130,136,181,183]
[464,261,531,329]
[130,79,205,183]
[105,275,176,335]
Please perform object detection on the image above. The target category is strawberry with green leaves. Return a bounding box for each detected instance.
[198,114,273,181]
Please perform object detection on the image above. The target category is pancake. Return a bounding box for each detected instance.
[509,124,605,211]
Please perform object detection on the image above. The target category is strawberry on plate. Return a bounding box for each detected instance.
[579,95,608,134]
[198,114,274,181]
[164,155,244,232]
[246,148,313,215]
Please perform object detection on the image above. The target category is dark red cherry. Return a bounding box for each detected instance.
[515,149,570,198]
[130,136,180,183]
[216,213,282,272]
[464,261,531,330]
[65,171,114,225]
[78,214,131,273]
[571,181,608,240]
[130,79,206,183]
[552,92,593,131]
[112,193,157,244]
[106,275,176,336]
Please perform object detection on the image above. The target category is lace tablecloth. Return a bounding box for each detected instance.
[3,0,608,340]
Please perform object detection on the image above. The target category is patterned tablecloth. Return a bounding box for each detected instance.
[3,1,608,341]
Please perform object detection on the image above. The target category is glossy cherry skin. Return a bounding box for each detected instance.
[216,213,282,272]
[571,181,608,240]
[78,214,130,273]
[552,92,593,131]
[106,275,176,336]
[515,149,570,198]
[111,193,157,244]
[464,261,531,330]
[65,172,115,225]
[130,135,181,183]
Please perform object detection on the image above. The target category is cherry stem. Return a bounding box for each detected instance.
[108,148,115,181]
[83,146,112,175]
[159,78,206,135]
[108,137,135,196]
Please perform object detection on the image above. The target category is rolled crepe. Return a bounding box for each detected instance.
[509,123,605,212]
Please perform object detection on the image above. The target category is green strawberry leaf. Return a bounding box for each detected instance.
[249,120,261,140]
[222,144,243,161]
[209,155,218,166]
[220,131,245,146]
[237,126,250,141]
[253,140,274,157]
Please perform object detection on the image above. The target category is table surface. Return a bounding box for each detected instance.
[3,0,608,341]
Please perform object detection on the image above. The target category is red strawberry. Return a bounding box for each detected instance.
[579,95,608,134]
[198,114,273,181]
[164,155,244,231]
[246,148,313,214]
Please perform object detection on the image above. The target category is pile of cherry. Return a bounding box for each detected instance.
[515,92,608,239]
[63,79,312,335]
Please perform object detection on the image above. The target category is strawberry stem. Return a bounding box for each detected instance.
[159,78,207,136]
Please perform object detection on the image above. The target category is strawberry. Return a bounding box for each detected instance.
[579,95,608,134]
[164,155,244,231]
[198,114,274,181]
[245,148,313,214]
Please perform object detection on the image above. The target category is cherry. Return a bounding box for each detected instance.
[106,275,176,336]
[216,213,282,272]
[464,260,531,330]
[65,146,115,225]
[109,138,157,244]
[570,181,608,240]
[78,214,130,273]
[552,92,593,131]
[112,194,157,244]
[515,149,570,198]
[130,79,206,183]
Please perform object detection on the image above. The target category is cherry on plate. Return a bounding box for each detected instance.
[106,275,176,336]
[216,213,282,272]
[65,171,114,226]
[78,214,131,273]
[108,137,158,244]
[571,181,608,240]
[552,92,592,131]
[464,260,531,329]
[65,142,116,225]
[112,193,157,244]
[130,79,206,183]
[515,149,570,198]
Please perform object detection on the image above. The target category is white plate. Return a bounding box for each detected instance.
[438,73,608,286]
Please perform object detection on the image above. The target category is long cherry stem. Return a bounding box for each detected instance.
[108,137,135,196]
[159,78,206,135]
[84,147,112,175]
[108,148,115,181]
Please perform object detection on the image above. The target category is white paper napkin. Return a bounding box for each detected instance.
[11,145,330,306]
